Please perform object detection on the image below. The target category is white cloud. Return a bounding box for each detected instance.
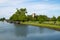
[24,3,60,17]
[0,7,16,18]
[28,4,60,10]
[0,0,60,18]
[0,3,60,18]
[6,0,26,5]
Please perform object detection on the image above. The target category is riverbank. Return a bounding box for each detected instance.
[21,22,60,31]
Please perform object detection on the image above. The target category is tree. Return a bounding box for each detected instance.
[0,17,5,21]
[27,15,32,21]
[37,15,48,23]
[26,15,36,21]
[10,8,27,22]
[51,16,56,24]
[57,16,60,21]
[18,8,27,21]
[51,16,56,21]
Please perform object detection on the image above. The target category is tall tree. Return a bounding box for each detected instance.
[10,8,27,22]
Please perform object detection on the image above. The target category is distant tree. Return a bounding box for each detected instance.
[51,16,56,24]
[39,18,44,23]
[2,17,5,20]
[0,17,5,21]
[34,15,39,21]
[27,15,32,21]
[27,15,36,21]
[57,16,60,21]
[51,16,56,21]
[38,15,48,23]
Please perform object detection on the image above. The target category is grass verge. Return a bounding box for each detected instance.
[21,22,60,31]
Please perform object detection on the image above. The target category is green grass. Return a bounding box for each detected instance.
[21,21,60,31]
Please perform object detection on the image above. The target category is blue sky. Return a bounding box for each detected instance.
[0,0,60,19]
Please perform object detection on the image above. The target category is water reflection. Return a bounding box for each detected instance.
[26,26,60,40]
[28,26,40,34]
[39,27,56,34]
[13,24,60,40]
[14,24,28,37]
[0,21,60,40]
[39,27,44,33]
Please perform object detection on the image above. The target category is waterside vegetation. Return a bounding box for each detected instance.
[8,8,60,30]
[21,21,60,31]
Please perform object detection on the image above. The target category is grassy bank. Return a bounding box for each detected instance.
[21,21,60,31]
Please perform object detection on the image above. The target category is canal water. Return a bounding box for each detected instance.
[0,21,60,40]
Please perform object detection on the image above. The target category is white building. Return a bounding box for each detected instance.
[32,13,36,18]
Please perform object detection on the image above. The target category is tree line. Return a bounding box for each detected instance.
[9,8,60,24]
[0,17,5,21]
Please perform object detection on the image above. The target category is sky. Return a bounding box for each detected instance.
[0,0,60,19]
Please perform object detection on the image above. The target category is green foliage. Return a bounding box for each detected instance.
[51,16,56,21]
[37,15,48,23]
[27,15,37,21]
[57,16,60,21]
[39,19,44,23]
[0,17,5,21]
[51,16,56,24]
[9,8,60,23]
[27,15,32,21]
[10,8,27,21]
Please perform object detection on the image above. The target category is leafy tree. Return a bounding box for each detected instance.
[51,16,56,24]
[38,15,48,23]
[51,16,56,21]
[26,14,38,21]
[27,15,32,21]
[0,17,5,21]
[10,8,27,22]
[57,16,60,21]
